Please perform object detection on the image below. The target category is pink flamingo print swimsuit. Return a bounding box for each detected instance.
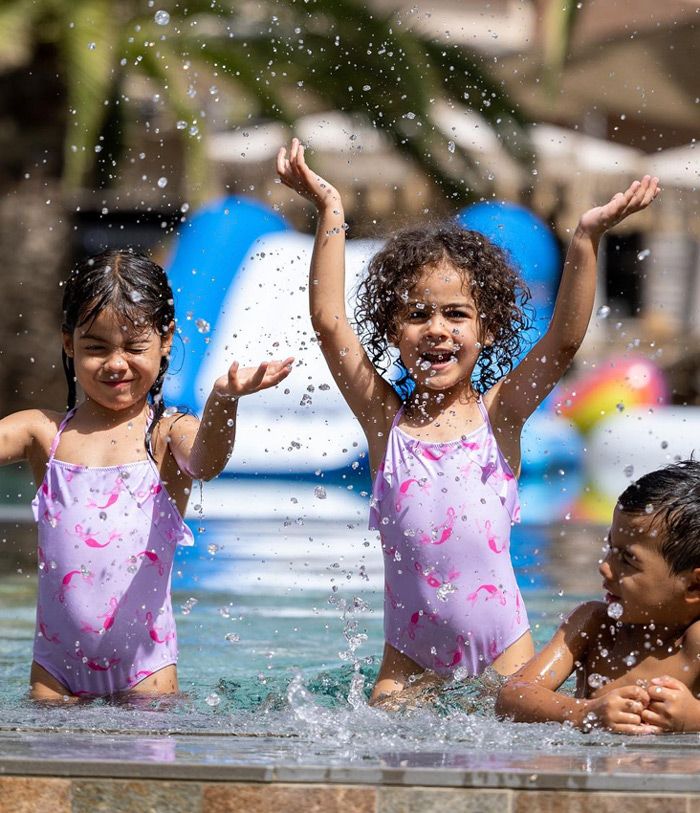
[31,409,193,696]
[369,398,529,677]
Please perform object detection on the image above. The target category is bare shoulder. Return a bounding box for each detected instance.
[482,379,523,431]
[0,408,64,470]
[682,619,700,655]
[561,601,607,631]
[2,408,61,445]
[152,411,199,454]
[364,389,402,470]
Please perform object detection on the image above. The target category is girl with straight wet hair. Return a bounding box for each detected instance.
[1,249,293,701]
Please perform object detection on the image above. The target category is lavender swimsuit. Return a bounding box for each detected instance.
[32,409,193,696]
[370,399,529,676]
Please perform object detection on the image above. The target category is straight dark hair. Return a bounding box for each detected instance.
[61,249,175,457]
[617,459,700,574]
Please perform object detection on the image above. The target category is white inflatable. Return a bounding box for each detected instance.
[586,406,700,500]
[193,231,381,473]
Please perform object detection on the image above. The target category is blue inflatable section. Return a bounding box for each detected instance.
[457,201,561,353]
[164,197,289,411]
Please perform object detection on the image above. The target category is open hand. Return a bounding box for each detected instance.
[213,357,294,399]
[583,684,658,735]
[276,138,341,212]
[578,175,660,237]
[641,676,700,733]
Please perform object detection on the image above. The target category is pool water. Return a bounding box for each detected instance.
[0,480,614,755]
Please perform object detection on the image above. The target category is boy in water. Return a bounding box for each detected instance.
[497,460,700,733]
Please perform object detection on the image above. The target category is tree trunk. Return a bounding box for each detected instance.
[0,182,70,414]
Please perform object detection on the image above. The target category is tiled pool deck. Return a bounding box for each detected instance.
[1,729,700,812]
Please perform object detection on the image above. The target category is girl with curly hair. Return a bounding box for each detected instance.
[278,138,659,702]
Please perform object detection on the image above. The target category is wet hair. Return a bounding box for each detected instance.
[354,222,532,395]
[61,249,175,457]
[617,459,700,575]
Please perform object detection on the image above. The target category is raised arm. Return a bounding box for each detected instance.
[494,176,660,429]
[167,357,293,480]
[276,139,399,439]
[496,602,652,733]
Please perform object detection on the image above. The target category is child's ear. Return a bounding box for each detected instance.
[684,568,700,605]
[62,331,74,358]
[161,321,175,356]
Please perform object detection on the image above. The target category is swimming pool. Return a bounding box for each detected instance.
[3,480,699,811]
[2,479,602,739]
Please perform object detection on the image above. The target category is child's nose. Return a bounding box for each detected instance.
[426,314,449,337]
[598,555,613,581]
[104,351,127,370]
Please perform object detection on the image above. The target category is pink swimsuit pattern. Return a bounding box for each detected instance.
[369,398,529,677]
[31,409,194,696]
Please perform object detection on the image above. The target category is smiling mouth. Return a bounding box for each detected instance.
[419,350,457,367]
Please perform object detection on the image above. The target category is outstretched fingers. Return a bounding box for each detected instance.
[618,175,660,216]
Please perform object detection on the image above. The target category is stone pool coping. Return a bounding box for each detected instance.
[1,730,700,794]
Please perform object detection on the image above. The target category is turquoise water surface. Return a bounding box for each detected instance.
[0,479,610,753]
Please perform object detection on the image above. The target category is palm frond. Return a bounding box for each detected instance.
[541,0,581,93]
[132,40,210,202]
[60,0,118,187]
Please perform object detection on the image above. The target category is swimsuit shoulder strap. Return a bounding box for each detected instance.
[47,408,77,462]
[390,404,405,431]
[476,395,492,433]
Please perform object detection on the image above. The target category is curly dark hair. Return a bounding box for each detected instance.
[354,222,532,395]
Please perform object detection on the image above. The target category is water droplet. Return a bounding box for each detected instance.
[637,249,651,261]
[157,176,168,188]
[436,582,456,602]
[623,464,634,478]
[195,318,210,334]
[99,511,107,521]
[163,406,178,418]
[607,601,624,620]
[313,486,327,500]
[645,503,654,514]
[207,543,219,556]
[88,42,96,50]
[587,672,606,689]
[226,418,234,427]
[176,120,188,130]
[624,652,637,667]
[154,9,170,25]
[596,305,611,319]
[447,140,456,154]
[661,440,669,449]
[180,597,198,616]
[205,692,220,707]
[225,632,240,644]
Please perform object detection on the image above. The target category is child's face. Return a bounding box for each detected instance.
[63,307,173,413]
[599,506,689,626]
[394,262,483,393]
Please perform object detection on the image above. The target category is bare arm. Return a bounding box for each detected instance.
[167,357,293,480]
[276,139,399,442]
[0,409,54,467]
[496,602,651,733]
[641,622,700,732]
[494,176,660,430]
